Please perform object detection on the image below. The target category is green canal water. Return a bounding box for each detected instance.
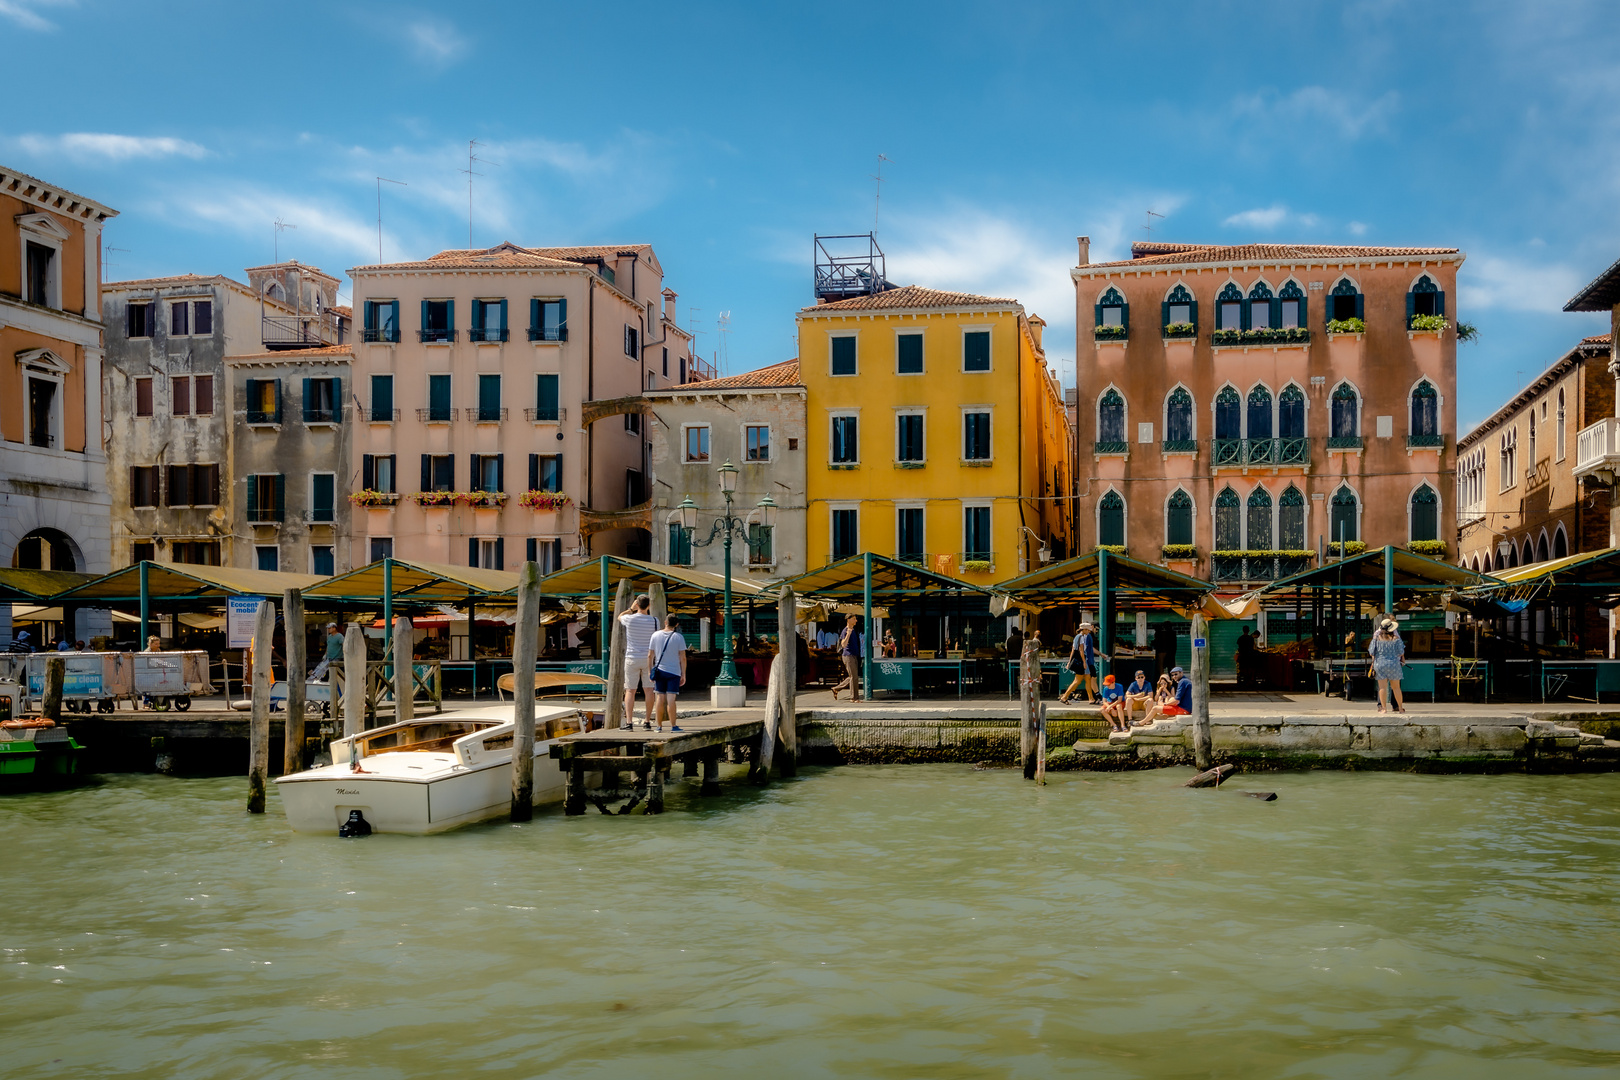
[4,766,1619,1078]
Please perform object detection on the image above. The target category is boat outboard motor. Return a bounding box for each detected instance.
[338,810,372,838]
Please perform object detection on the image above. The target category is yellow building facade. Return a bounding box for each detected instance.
[798,286,1072,581]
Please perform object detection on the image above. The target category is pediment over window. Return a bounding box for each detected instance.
[16,347,71,374]
[15,212,73,240]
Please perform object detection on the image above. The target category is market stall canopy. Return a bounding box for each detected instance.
[303,558,520,605]
[995,550,1231,618]
[1466,547,1620,604]
[1256,546,1498,607]
[775,553,996,603]
[10,605,140,624]
[0,567,94,603]
[525,556,768,604]
[52,562,324,604]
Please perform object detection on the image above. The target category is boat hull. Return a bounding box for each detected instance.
[0,727,84,790]
[276,754,569,834]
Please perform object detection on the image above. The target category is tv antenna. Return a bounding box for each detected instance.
[104,246,129,282]
[717,311,732,375]
[872,153,893,234]
[376,177,407,263]
[460,139,500,248]
[1142,209,1164,236]
[274,218,296,261]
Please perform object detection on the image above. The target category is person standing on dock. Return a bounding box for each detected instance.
[311,623,342,681]
[1369,618,1407,715]
[648,615,687,732]
[832,614,863,701]
[619,594,660,730]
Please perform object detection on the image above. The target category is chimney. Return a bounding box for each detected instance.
[662,287,677,326]
[1077,235,1090,266]
[1027,314,1045,349]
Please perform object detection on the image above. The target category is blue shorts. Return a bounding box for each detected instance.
[653,670,682,695]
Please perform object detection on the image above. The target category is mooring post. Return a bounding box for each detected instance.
[248,599,275,813]
[701,749,722,796]
[646,755,665,814]
[342,623,367,736]
[283,588,306,776]
[649,580,667,624]
[757,654,781,783]
[392,616,414,723]
[41,656,64,722]
[605,577,631,730]
[564,760,586,815]
[682,757,699,777]
[1019,635,1039,779]
[1191,613,1212,771]
[510,561,541,821]
[1036,701,1047,785]
[778,586,798,777]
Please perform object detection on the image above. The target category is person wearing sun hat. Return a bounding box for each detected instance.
[1368,617,1407,714]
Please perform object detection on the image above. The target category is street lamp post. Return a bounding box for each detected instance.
[674,460,777,706]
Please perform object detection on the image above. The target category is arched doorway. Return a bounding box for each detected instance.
[11,528,77,571]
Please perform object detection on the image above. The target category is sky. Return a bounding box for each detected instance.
[4,0,1618,428]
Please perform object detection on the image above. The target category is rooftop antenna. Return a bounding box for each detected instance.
[871,153,893,235]
[717,311,732,376]
[104,246,129,283]
[460,139,500,248]
[376,176,406,263]
[274,218,296,262]
[1142,209,1164,236]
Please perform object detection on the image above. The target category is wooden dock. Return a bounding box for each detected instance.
[550,709,774,814]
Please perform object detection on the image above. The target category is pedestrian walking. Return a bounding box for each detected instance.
[832,614,863,701]
[619,594,660,730]
[1369,618,1407,714]
[311,622,343,681]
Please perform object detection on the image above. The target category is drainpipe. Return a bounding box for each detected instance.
[586,276,596,551]
[139,560,150,645]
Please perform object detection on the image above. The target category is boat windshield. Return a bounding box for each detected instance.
[356,720,499,756]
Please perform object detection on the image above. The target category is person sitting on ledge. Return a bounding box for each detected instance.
[1142,666,1193,725]
[1098,674,1128,732]
[1123,669,1153,723]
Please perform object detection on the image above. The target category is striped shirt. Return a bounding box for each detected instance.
[619,611,659,662]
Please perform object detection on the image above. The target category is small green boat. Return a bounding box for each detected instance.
[0,722,85,787]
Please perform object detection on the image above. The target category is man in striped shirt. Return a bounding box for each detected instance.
[619,594,659,730]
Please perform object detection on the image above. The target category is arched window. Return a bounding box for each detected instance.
[1215,386,1242,440]
[1410,484,1439,542]
[1247,385,1273,440]
[1554,526,1568,559]
[1330,485,1358,544]
[1521,539,1534,566]
[1557,388,1567,461]
[1165,387,1194,445]
[1215,488,1241,550]
[1327,277,1363,324]
[1098,490,1125,546]
[1279,280,1306,329]
[1097,388,1126,447]
[1095,287,1128,331]
[1217,283,1244,330]
[1408,274,1445,326]
[1166,489,1194,546]
[265,281,285,302]
[1411,381,1439,439]
[1279,486,1306,550]
[1536,532,1550,563]
[1483,550,1493,573]
[1248,281,1274,330]
[1162,284,1197,333]
[1279,384,1306,439]
[1247,487,1273,551]
[1331,383,1358,439]
[11,527,77,571]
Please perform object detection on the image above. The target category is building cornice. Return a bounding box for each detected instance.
[1457,338,1610,448]
[1071,253,1467,281]
[0,164,118,222]
[796,304,1021,322]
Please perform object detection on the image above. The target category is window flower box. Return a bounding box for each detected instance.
[518,490,571,511]
[1211,327,1311,348]
[1327,540,1367,557]
[349,489,399,507]
[1326,317,1366,334]
[1161,544,1197,561]
[1093,324,1128,341]
[961,559,993,574]
[1407,314,1448,333]
[413,490,460,508]
[1407,540,1448,557]
[464,491,508,508]
[1162,322,1197,340]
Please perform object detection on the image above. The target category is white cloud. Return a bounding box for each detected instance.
[404,18,467,64]
[168,186,379,262]
[0,0,71,32]
[1221,204,1320,232]
[1347,221,1369,237]
[1232,86,1400,140]
[1458,254,1590,314]
[16,132,207,161]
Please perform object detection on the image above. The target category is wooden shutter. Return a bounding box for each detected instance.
[1405,290,1415,326]
[364,300,376,332]
[529,298,540,336]
[246,474,260,520]
[527,538,537,562]
[274,474,286,521]
[421,454,431,492]
[362,454,374,491]
[446,300,454,335]
[421,299,429,335]
[529,453,539,490]
[470,538,479,567]
[498,299,508,336]
[332,377,342,416]
[271,380,283,422]
[470,454,482,491]
[495,454,505,491]
[243,378,257,415]
[302,378,313,422]
[558,298,567,334]
[495,538,504,571]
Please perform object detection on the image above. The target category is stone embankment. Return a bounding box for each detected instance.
[798,705,1620,773]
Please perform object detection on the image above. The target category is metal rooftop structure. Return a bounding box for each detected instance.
[814,233,896,302]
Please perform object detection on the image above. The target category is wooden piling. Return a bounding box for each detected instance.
[510,561,541,821]
[649,581,667,624]
[392,616,414,723]
[756,652,781,783]
[1035,701,1047,785]
[646,759,665,814]
[282,588,306,777]
[41,656,64,722]
[605,578,631,730]
[247,599,275,814]
[1191,613,1212,771]
[1019,635,1039,780]
[565,761,586,815]
[342,623,367,737]
[701,750,721,796]
[777,587,798,777]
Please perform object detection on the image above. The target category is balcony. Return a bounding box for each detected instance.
[1575,416,1620,482]
[1326,435,1365,451]
[474,407,509,423]
[524,406,568,423]
[362,328,400,344]
[1161,439,1198,454]
[302,406,344,425]
[1211,552,1314,583]
[1407,433,1445,451]
[417,407,457,424]
[528,327,568,342]
[469,328,509,343]
[1211,328,1312,348]
[304,507,336,524]
[246,409,282,426]
[367,407,401,424]
[262,311,346,349]
[1094,440,1128,455]
[419,329,457,344]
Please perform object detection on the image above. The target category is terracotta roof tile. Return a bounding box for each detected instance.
[224,345,354,362]
[672,359,800,391]
[1083,242,1462,270]
[355,243,583,272]
[526,244,650,260]
[802,284,1018,313]
[104,273,228,288]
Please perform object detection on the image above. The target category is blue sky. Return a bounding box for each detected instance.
[4,0,1617,427]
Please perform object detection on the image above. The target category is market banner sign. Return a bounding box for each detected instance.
[227,596,267,649]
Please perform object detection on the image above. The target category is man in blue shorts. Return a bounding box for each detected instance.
[647,615,687,732]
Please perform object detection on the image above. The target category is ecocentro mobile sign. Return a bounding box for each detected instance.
[227,596,268,650]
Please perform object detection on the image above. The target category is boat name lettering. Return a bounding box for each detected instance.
[335,788,361,795]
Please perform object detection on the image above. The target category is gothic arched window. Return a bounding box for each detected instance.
[1215,386,1242,440]
[1097,388,1126,446]
[1247,487,1274,551]
[1215,487,1242,550]
[1165,387,1194,445]
[1410,485,1439,542]
[1098,490,1125,546]
[1166,489,1193,546]
[1279,486,1306,550]
[1330,485,1358,544]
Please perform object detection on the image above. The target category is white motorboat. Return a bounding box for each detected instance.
[274,701,598,834]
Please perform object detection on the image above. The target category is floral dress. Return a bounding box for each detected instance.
[1368,633,1405,681]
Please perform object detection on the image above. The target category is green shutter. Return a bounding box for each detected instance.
[470,454,482,491]
[1094,301,1103,327]
[420,454,431,491]
[470,538,479,567]
[558,299,567,337]
[495,454,504,491]
[389,301,399,341]
[527,538,537,562]
[302,378,313,422]
[495,538,504,571]
[1355,293,1364,321]
[362,454,374,491]
[1120,303,1129,332]
[246,475,260,520]
[1188,299,1198,329]
[446,299,454,333]
[1160,300,1169,328]
[529,453,539,490]
[420,299,429,336]
[1406,290,1415,326]
[1436,290,1446,318]
[274,474,286,522]
[271,380,283,423]
[498,299,508,335]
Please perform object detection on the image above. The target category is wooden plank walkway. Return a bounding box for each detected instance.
[549,708,772,814]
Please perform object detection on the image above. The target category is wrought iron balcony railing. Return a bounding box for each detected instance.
[417,407,457,423]
[524,406,567,423]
